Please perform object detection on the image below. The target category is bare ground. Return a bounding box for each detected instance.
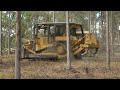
[0,54,120,79]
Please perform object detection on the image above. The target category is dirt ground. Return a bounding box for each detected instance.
[0,54,120,79]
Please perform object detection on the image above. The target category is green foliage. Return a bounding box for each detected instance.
[1,11,120,54]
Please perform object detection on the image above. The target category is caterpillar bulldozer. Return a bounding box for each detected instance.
[21,22,99,60]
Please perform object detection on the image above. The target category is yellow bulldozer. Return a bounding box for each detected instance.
[21,22,99,60]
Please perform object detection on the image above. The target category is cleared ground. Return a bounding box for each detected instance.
[0,54,120,79]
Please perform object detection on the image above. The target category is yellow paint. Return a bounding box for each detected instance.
[23,23,99,59]
[55,36,66,41]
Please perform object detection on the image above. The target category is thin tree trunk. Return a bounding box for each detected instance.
[94,21,96,34]
[118,27,120,42]
[112,11,116,48]
[46,11,49,22]
[53,11,55,41]
[8,11,10,55]
[66,11,71,69]
[5,29,7,52]
[5,13,7,54]
[0,11,2,56]
[106,11,110,69]
[109,11,114,57]
[53,11,55,22]
[15,11,21,79]
[88,11,91,33]
[113,12,117,44]
[0,11,2,63]
[101,11,104,44]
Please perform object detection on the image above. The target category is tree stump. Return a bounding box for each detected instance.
[85,67,89,74]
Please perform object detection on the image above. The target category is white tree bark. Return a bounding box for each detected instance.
[66,11,71,69]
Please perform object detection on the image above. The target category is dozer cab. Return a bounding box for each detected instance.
[22,22,99,60]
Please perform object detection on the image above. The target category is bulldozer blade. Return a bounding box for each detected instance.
[23,53,58,59]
